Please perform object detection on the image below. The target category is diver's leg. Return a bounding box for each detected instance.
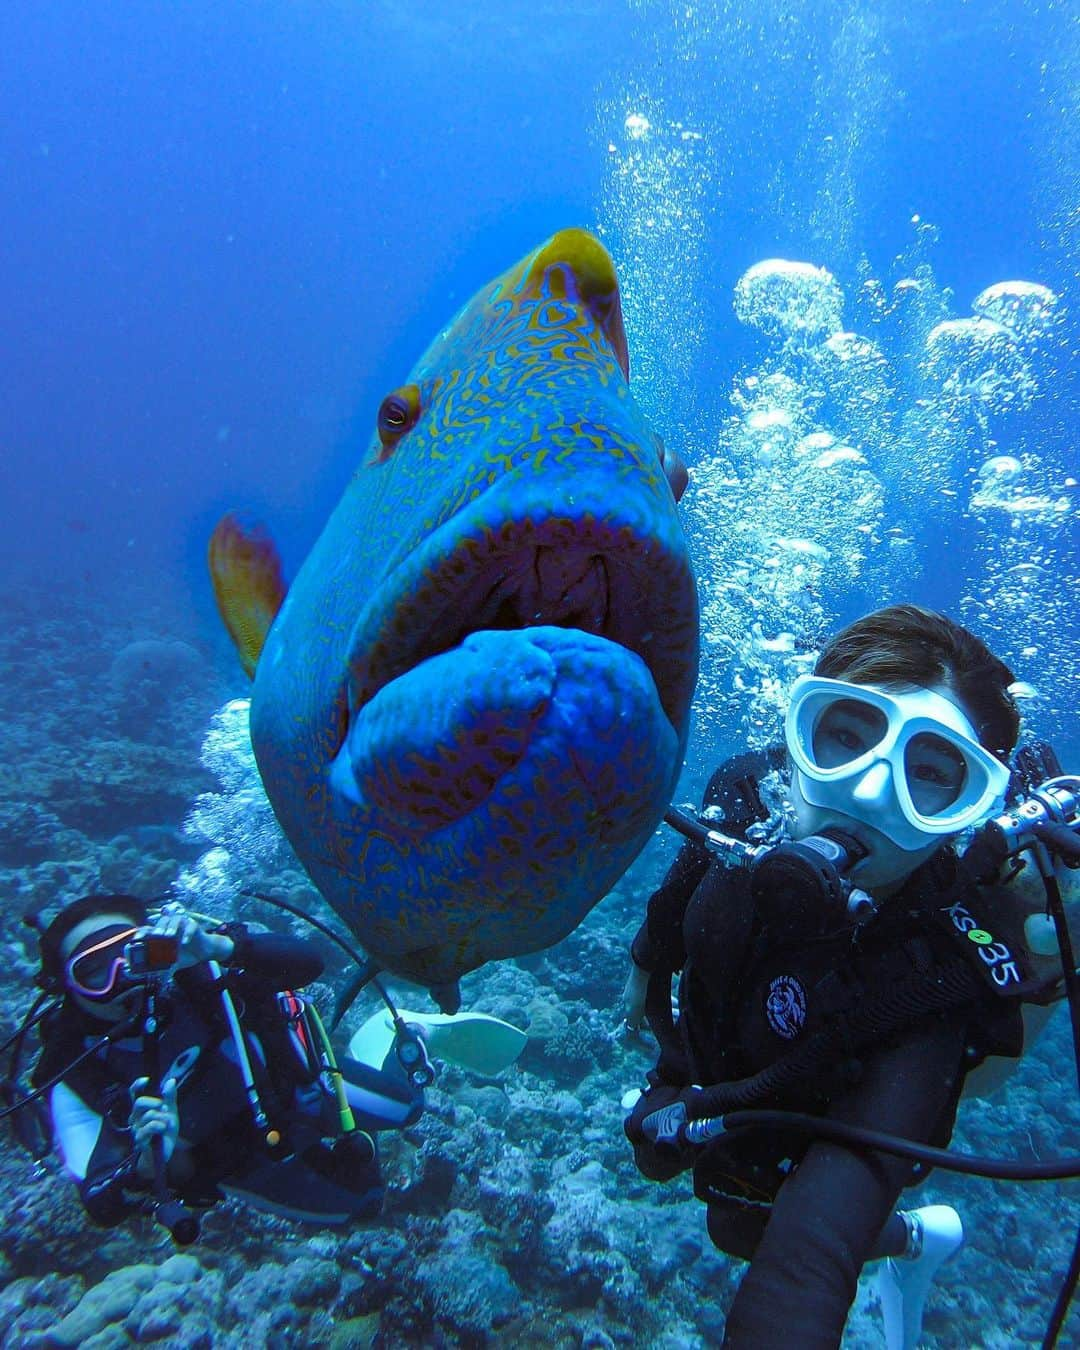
[871,1211,911,1258]
[336,1056,423,1131]
[706,1199,770,1262]
[721,1017,968,1348]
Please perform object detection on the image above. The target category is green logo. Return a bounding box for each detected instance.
[968,929,994,946]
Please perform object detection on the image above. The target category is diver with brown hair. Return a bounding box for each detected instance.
[622,605,1080,1348]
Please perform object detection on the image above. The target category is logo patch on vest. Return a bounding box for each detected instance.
[765,975,807,1040]
[940,900,1022,989]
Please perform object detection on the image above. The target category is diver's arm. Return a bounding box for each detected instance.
[51,1081,105,1181]
[632,747,780,981]
[632,748,777,977]
[721,1014,969,1348]
[630,838,712,975]
[624,839,710,1029]
[963,859,1080,1099]
[217,927,325,989]
[51,1082,143,1227]
[147,909,325,987]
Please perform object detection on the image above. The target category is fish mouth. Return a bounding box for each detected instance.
[344,505,697,739]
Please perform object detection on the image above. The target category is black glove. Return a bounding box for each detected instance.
[962,816,1080,881]
[1008,739,1064,804]
[625,1084,697,1181]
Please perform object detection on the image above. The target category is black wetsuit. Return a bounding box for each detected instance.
[35,928,418,1227]
[627,753,1029,1349]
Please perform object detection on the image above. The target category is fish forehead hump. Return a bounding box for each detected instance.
[418,227,629,385]
[350,228,660,571]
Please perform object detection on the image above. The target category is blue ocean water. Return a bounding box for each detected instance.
[1,1,1078,1346]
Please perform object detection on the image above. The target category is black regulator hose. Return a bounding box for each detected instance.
[687,954,982,1118]
[140,982,199,1246]
[239,889,382,1030]
[663,806,715,850]
[0,1020,140,1122]
[718,1109,1080,1182]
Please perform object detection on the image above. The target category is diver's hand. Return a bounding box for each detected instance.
[129,1076,179,1171]
[963,812,1080,883]
[621,963,649,1033]
[148,909,234,969]
[1031,820,1080,869]
[960,823,1013,884]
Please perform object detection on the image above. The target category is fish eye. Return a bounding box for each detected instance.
[376,384,422,453]
[383,402,408,427]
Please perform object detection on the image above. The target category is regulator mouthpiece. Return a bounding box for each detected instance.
[750,828,876,941]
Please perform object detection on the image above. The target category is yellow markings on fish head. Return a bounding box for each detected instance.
[517,228,629,380]
[354,231,644,542]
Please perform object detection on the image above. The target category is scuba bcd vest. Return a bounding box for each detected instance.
[646,753,1041,1108]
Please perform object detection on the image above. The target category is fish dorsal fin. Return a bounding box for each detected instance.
[208,512,287,679]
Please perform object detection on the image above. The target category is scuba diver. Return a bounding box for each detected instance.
[11,891,526,1240]
[621,605,1080,1349]
[6,893,426,1236]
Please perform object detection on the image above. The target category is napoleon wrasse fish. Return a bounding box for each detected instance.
[210,228,698,1008]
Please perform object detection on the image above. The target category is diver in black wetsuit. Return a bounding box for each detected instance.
[622,605,1077,1349]
[32,894,423,1230]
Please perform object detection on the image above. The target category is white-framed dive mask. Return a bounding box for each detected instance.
[785,676,1012,852]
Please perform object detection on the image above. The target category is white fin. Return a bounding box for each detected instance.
[349,1009,527,1077]
[877,1205,964,1350]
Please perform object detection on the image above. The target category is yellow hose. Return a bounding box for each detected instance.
[306,1002,360,1137]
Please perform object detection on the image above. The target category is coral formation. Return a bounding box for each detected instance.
[0,596,1077,1348]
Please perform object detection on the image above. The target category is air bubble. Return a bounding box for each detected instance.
[734,259,844,343]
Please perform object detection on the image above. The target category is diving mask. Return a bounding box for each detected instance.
[785,676,1011,852]
[65,925,139,1000]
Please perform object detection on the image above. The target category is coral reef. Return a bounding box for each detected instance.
[0,595,1077,1348]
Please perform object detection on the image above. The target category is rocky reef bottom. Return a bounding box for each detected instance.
[0,595,1077,1348]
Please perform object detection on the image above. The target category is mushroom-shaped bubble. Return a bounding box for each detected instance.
[813,444,867,470]
[971,455,1024,510]
[970,455,1070,526]
[796,431,836,453]
[734,260,844,343]
[978,454,1024,485]
[924,317,1033,412]
[972,281,1059,344]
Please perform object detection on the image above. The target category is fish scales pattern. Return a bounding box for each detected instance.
[244,229,698,990]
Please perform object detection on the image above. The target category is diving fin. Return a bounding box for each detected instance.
[877,1205,964,1350]
[349,1009,527,1078]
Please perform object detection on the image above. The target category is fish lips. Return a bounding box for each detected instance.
[330,625,680,841]
[342,477,699,746]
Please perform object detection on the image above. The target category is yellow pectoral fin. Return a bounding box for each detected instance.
[208,512,287,678]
